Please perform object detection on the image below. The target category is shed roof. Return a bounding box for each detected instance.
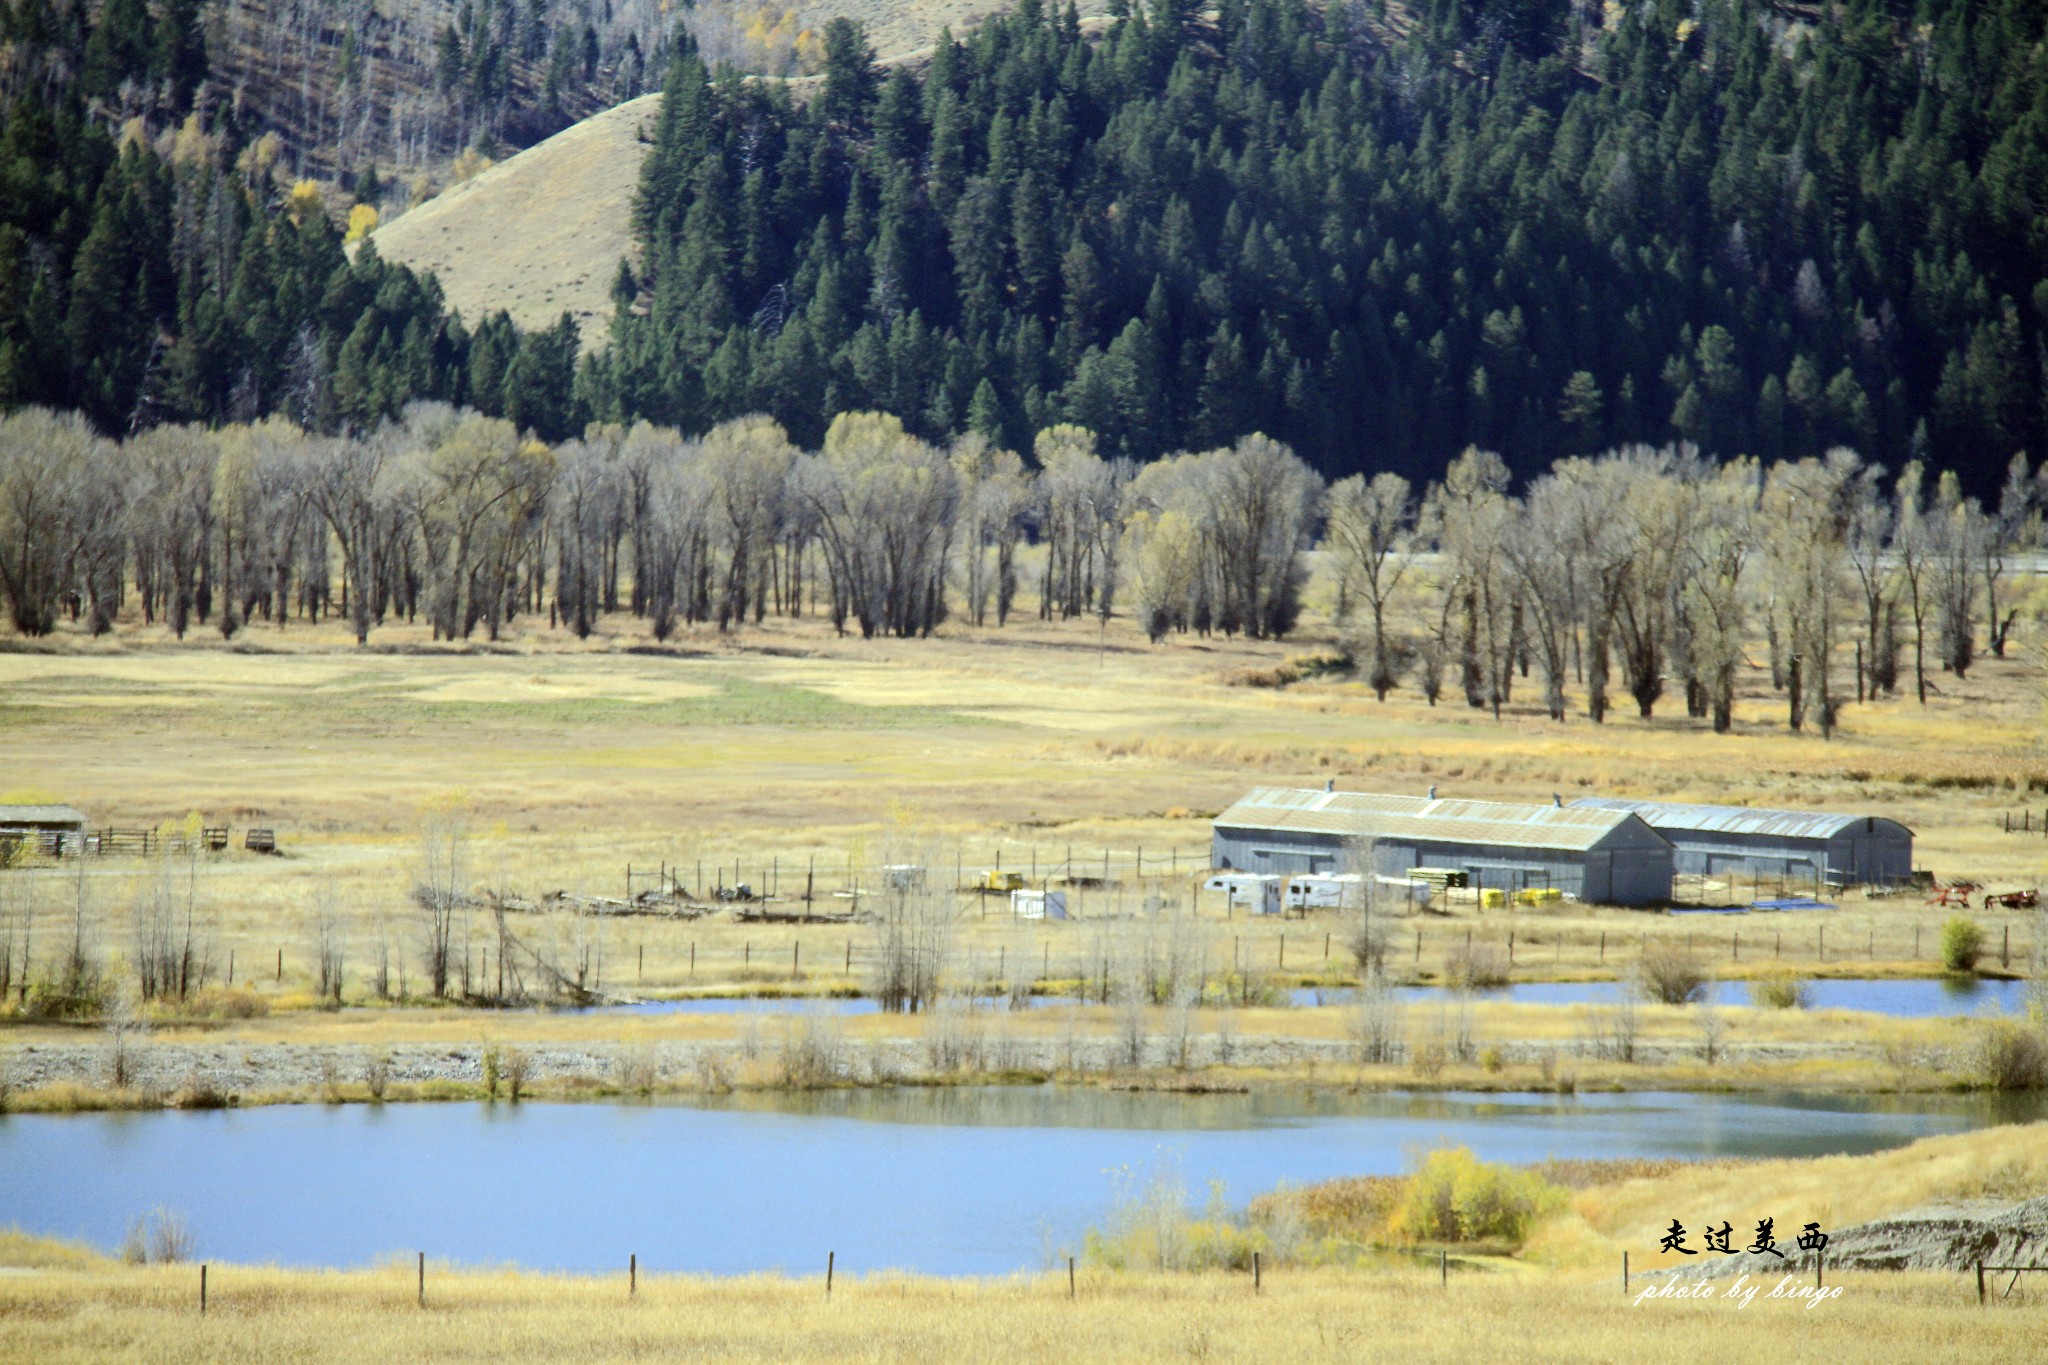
[0,804,88,827]
[1215,788,1661,854]
[1567,798,1911,840]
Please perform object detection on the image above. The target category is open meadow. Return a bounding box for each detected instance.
[1,551,2045,1080]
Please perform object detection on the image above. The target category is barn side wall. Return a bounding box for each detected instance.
[1211,825,1671,907]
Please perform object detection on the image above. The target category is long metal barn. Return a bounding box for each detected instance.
[1567,798,1914,888]
[1211,788,1675,907]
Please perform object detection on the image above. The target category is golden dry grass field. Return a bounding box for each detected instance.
[2,1124,2043,1363]
[0,553,2044,1054]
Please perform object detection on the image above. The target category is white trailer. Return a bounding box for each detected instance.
[1010,889,1069,920]
[1204,873,1283,915]
[1284,873,1366,910]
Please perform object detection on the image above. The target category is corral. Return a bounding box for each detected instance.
[1209,788,1675,908]
[1570,798,1915,889]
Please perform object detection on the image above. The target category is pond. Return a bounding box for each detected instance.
[605,976,2033,1019]
[4,1088,2038,1275]
[1349,977,2032,1017]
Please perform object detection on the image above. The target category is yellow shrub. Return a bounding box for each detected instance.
[345,203,379,243]
[287,179,324,224]
[1391,1147,1567,1247]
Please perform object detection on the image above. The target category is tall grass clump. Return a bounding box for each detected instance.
[1972,1018,2048,1090]
[117,1208,193,1264]
[1638,941,1709,1004]
[1390,1147,1567,1249]
[775,1014,845,1089]
[1082,1164,1264,1272]
[1941,916,1984,974]
[1348,968,1404,1064]
[1749,967,1811,1010]
[1443,942,1509,990]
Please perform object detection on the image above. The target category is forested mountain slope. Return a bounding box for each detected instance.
[595,0,2048,492]
[3,0,2045,491]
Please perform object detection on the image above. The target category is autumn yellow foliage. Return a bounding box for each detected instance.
[345,202,379,243]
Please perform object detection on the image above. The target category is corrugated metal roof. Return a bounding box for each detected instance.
[1568,798,1909,840]
[1215,788,1656,853]
[0,804,87,826]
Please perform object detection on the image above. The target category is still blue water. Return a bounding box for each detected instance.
[2,1088,2037,1275]
[609,976,2031,1018]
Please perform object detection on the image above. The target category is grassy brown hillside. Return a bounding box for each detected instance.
[370,92,661,341]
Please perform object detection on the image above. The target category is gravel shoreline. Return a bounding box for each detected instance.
[0,1034,1948,1100]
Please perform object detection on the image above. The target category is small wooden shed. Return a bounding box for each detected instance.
[0,804,89,857]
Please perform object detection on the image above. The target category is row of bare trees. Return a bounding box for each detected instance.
[1324,446,2045,733]
[2,402,2040,725]
[0,406,1324,646]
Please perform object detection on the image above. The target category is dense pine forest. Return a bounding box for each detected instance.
[3,0,2046,495]
[602,0,2048,492]
[0,0,597,435]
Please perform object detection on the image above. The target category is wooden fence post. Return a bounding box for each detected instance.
[1068,1255,1076,1299]
[630,1253,637,1298]
[1622,1250,1628,1295]
[1440,1249,1447,1287]
[200,1263,207,1315]
[826,1251,835,1297]
[417,1251,425,1307]
[1253,1250,1261,1293]
[1977,1259,1986,1305]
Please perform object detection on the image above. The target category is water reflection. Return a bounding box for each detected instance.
[3,1087,2037,1275]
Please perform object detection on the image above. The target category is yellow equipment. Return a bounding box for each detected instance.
[980,870,1025,892]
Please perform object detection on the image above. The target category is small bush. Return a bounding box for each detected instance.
[775,1016,843,1089]
[119,1208,193,1265]
[616,1041,664,1094]
[1749,968,1811,1010]
[363,1050,391,1101]
[1942,917,1985,973]
[481,1042,502,1099]
[1638,941,1708,1005]
[1974,1019,2048,1090]
[1391,1147,1568,1248]
[183,987,268,1020]
[1444,942,1509,990]
[25,971,111,1021]
[503,1047,531,1100]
